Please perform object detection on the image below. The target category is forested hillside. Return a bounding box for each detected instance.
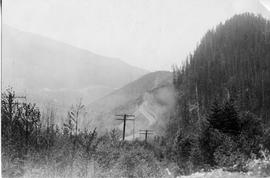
[165,13,270,175]
[173,13,270,122]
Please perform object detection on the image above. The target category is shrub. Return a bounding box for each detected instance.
[246,148,270,177]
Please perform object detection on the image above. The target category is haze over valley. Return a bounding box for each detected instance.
[2,25,148,109]
[2,0,270,177]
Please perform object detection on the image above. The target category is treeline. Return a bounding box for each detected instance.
[2,13,270,178]
[173,13,270,121]
[1,88,168,178]
[165,13,270,175]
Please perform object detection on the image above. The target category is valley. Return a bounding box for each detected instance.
[2,13,270,178]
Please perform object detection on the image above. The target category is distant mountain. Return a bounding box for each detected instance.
[2,25,148,106]
[86,71,175,138]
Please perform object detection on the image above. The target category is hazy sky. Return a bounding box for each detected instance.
[3,0,270,71]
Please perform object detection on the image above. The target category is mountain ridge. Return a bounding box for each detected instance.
[86,71,175,137]
[2,25,149,106]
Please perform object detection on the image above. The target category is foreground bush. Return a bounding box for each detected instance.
[1,89,167,178]
[246,148,270,177]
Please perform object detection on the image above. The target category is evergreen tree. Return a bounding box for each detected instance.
[207,99,223,131]
[221,100,240,136]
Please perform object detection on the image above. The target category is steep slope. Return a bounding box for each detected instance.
[90,71,172,111]
[162,13,270,174]
[170,13,270,137]
[2,25,148,106]
[87,71,175,137]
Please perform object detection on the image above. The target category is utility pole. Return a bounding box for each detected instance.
[139,129,154,143]
[14,95,27,105]
[133,119,135,140]
[14,95,28,152]
[116,114,135,140]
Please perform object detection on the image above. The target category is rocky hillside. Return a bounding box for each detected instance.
[86,71,175,138]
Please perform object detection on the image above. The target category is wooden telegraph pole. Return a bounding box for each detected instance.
[14,95,27,105]
[139,129,153,143]
[14,90,28,103]
[116,114,135,140]
[133,119,135,140]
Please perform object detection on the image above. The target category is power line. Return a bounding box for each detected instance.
[14,95,27,105]
[115,114,135,141]
[139,129,154,143]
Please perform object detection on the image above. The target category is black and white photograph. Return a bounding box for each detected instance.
[1,0,270,177]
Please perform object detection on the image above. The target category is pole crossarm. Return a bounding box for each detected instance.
[116,114,135,117]
[139,129,154,142]
[115,114,135,140]
[15,96,27,99]
[139,132,153,134]
[116,118,135,121]
[14,95,27,105]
